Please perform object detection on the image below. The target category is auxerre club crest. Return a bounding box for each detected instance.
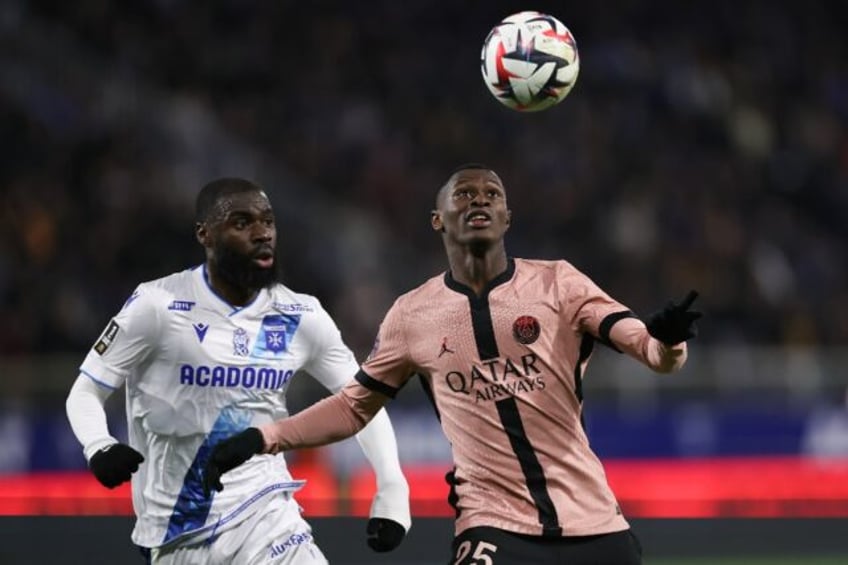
[259,314,301,356]
[264,320,286,352]
[512,315,540,345]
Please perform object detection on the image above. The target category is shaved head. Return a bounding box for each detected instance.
[196,178,266,223]
[436,163,495,208]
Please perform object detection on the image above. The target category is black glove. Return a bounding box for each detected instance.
[646,290,702,345]
[202,427,264,497]
[89,443,144,488]
[366,517,406,552]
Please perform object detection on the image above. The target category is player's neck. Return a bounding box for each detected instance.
[205,265,261,307]
[447,246,508,296]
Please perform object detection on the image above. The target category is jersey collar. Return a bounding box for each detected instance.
[193,264,267,317]
[443,257,516,300]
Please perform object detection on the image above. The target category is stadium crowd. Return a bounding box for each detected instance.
[1,0,847,357]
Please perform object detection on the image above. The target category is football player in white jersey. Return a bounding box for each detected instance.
[65,178,410,564]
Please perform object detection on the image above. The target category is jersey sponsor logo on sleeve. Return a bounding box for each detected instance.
[167,300,196,311]
[443,353,546,403]
[93,320,120,355]
[513,315,541,345]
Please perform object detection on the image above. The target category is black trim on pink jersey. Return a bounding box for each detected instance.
[444,258,516,361]
[418,373,461,517]
[574,334,595,430]
[447,257,563,535]
[597,310,637,352]
[445,258,562,537]
[355,369,400,399]
[445,467,461,518]
[574,335,595,404]
[418,374,440,421]
[496,397,562,537]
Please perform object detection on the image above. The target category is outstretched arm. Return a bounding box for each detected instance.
[288,383,410,552]
[202,380,388,495]
[610,318,688,373]
[295,301,412,550]
[263,379,387,452]
[204,377,407,550]
[609,290,702,373]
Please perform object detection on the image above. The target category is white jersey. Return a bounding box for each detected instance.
[79,265,360,549]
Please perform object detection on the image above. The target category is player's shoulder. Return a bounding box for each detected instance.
[127,268,196,310]
[266,283,324,315]
[512,258,597,300]
[515,257,585,278]
[393,271,447,309]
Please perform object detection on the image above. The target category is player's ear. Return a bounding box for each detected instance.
[505,209,512,229]
[431,210,445,233]
[195,222,210,247]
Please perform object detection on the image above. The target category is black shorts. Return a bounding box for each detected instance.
[450,527,642,565]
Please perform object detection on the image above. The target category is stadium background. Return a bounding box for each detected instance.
[1,0,847,563]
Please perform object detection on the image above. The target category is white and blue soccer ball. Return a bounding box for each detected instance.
[481,11,580,112]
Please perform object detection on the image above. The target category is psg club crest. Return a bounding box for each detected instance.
[513,315,540,345]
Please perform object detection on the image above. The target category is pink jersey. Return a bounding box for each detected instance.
[356,258,686,537]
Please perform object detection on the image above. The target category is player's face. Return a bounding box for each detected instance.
[432,169,511,245]
[207,190,278,291]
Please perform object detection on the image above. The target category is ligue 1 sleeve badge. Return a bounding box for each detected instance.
[513,315,540,344]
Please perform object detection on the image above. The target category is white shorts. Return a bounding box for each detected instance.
[151,493,327,565]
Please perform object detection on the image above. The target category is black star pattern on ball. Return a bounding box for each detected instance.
[497,28,573,102]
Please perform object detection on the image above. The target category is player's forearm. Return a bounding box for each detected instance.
[610,317,687,373]
[65,375,119,460]
[355,409,404,481]
[260,382,386,454]
[354,408,411,529]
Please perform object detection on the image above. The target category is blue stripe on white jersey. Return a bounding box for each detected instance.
[163,405,252,544]
[78,267,357,549]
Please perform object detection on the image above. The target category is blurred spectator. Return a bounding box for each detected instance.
[801,387,848,459]
[1,0,847,358]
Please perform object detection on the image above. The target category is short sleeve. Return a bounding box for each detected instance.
[300,301,360,393]
[563,263,633,339]
[359,299,416,391]
[78,286,162,389]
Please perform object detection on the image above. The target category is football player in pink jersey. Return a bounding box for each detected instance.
[204,165,701,564]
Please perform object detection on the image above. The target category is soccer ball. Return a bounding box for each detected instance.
[480,11,580,112]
